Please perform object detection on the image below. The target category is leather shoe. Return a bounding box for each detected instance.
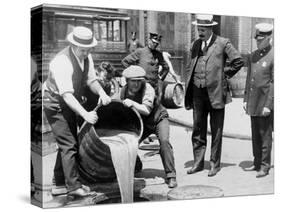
[51,185,68,196]
[187,166,203,175]
[256,170,269,178]
[167,178,177,188]
[208,167,220,177]
[68,187,91,197]
[243,165,258,172]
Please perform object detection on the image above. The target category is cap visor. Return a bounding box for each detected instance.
[255,35,265,40]
[151,39,160,43]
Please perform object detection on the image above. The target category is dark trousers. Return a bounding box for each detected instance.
[250,114,273,171]
[191,85,225,169]
[141,118,176,178]
[147,78,163,105]
[44,106,82,192]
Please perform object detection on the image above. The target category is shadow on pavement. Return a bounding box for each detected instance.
[143,151,159,158]
[239,161,275,170]
[184,160,236,169]
[135,168,166,179]
[239,160,253,169]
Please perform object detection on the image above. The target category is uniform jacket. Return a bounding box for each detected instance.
[128,39,143,53]
[184,34,244,109]
[244,45,274,116]
[121,46,169,82]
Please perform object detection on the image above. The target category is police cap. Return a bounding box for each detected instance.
[255,23,273,40]
[149,32,162,43]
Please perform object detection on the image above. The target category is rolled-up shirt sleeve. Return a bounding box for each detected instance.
[142,83,155,112]
[87,54,98,86]
[49,54,74,95]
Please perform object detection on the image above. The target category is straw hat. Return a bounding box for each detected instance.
[254,23,273,40]
[67,26,97,48]
[192,14,218,26]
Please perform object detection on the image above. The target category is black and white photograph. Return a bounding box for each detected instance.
[1,0,280,211]
[30,1,275,209]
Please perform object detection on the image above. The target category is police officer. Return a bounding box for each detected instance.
[243,23,274,178]
[122,32,178,101]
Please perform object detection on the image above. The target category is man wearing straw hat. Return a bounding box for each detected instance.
[120,65,177,188]
[184,14,244,177]
[43,26,111,197]
[243,23,274,178]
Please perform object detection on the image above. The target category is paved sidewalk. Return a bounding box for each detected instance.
[168,98,252,140]
[32,97,274,207]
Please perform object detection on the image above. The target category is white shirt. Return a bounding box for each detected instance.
[201,33,213,50]
[46,47,97,95]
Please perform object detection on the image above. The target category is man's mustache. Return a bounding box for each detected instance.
[199,34,205,38]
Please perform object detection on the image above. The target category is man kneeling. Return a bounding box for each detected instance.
[119,65,177,188]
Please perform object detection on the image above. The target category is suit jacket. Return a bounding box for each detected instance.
[244,45,274,116]
[184,35,244,109]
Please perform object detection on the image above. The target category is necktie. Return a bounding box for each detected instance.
[202,41,208,55]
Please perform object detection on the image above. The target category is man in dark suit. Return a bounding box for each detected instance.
[185,14,244,177]
[243,23,274,178]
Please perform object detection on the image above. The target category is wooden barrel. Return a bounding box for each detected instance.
[162,82,184,108]
[78,100,143,184]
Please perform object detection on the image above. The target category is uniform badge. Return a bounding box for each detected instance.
[262,61,267,67]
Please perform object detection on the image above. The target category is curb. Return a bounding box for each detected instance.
[168,117,251,141]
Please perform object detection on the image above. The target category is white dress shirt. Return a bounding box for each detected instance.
[201,33,213,51]
[47,47,97,96]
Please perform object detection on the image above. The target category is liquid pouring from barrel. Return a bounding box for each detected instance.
[78,101,143,202]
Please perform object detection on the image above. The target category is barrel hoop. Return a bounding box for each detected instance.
[80,135,113,166]
[79,163,116,183]
[79,147,116,179]
[82,128,113,161]
[79,149,115,175]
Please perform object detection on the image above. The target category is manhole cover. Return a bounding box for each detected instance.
[167,185,224,200]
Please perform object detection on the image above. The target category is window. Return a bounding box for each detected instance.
[93,19,125,42]
[92,19,127,52]
[76,19,92,29]
[55,17,75,40]
[52,16,127,52]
